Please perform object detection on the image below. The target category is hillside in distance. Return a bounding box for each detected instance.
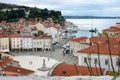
[64,16,120,19]
[0,3,65,25]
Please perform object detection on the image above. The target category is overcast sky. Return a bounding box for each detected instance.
[0,0,120,16]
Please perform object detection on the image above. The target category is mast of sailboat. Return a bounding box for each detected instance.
[91,17,93,37]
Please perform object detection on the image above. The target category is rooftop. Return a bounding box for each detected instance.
[52,63,105,76]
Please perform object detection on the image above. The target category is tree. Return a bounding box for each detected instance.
[85,57,92,76]
[97,42,103,75]
[102,31,108,37]
[94,59,98,76]
[87,53,94,75]
[106,34,115,73]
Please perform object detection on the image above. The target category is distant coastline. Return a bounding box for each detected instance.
[64,16,120,19]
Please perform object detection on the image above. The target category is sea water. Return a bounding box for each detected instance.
[66,19,120,37]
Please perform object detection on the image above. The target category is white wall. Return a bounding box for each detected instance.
[21,38,33,49]
[33,38,52,50]
[11,38,22,49]
[33,39,44,49]
[78,53,118,72]
[44,27,58,43]
[70,41,89,56]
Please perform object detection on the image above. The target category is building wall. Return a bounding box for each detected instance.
[44,27,59,43]
[0,37,9,51]
[11,37,22,49]
[78,53,118,72]
[35,23,45,31]
[44,39,52,50]
[116,23,120,27]
[70,41,89,56]
[21,38,33,49]
[33,39,44,49]
[0,52,13,60]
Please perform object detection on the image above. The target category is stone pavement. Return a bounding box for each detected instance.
[0,76,114,80]
[11,48,78,64]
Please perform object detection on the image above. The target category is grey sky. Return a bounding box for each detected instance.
[0,0,120,16]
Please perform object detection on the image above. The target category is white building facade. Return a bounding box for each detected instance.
[0,36,10,52]
[21,36,33,51]
[78,52,119,72]
[44,27,59,43]
[10,36,22,51]
[33,36,52,51]
[78,37,120,72]
[70,37,89,56]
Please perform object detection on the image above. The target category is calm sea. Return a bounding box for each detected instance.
[66,19,120,37]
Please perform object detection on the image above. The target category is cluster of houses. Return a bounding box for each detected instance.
[0,18,65,52]
[67,22,120,75]
[0,52,34,76]
[48,22,120,76]
[1,18,120,76]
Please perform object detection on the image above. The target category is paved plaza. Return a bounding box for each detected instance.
[12,48,78,76]
[11,39,78,76]
[12,48,78,64]
[14,55,58,76]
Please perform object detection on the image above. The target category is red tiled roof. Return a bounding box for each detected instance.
[116,22,120,24]
[21,36,33,38]
[52,63,105,76]
[33,35,52,39]
[70,37,88,43]
[90,36,107,44]
[78,37,120,55]
[3,66,34,75]
[103,26,120,32]
[10,34,21,38]
[42,35,52,39]
[0,33,9,38]
[0,71,19,76]
[0,58,12,67]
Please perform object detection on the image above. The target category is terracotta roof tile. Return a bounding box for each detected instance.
[70,37,88,43]
[103,26,120,32]
[0,58,12,67]
[52,63,105,76]
[33,35,52,39]
[3,66,34,75]
[78,37,120,55]
[116,22,120,24]
[90,36,107,44]
[0,71,20,76]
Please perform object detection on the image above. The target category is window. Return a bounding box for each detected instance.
[84,57,87,63]
[2,45,4,48]
[94,58,97,64]
[105,59,108,65]
[17,45,19,47]
[116,61,120,66]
